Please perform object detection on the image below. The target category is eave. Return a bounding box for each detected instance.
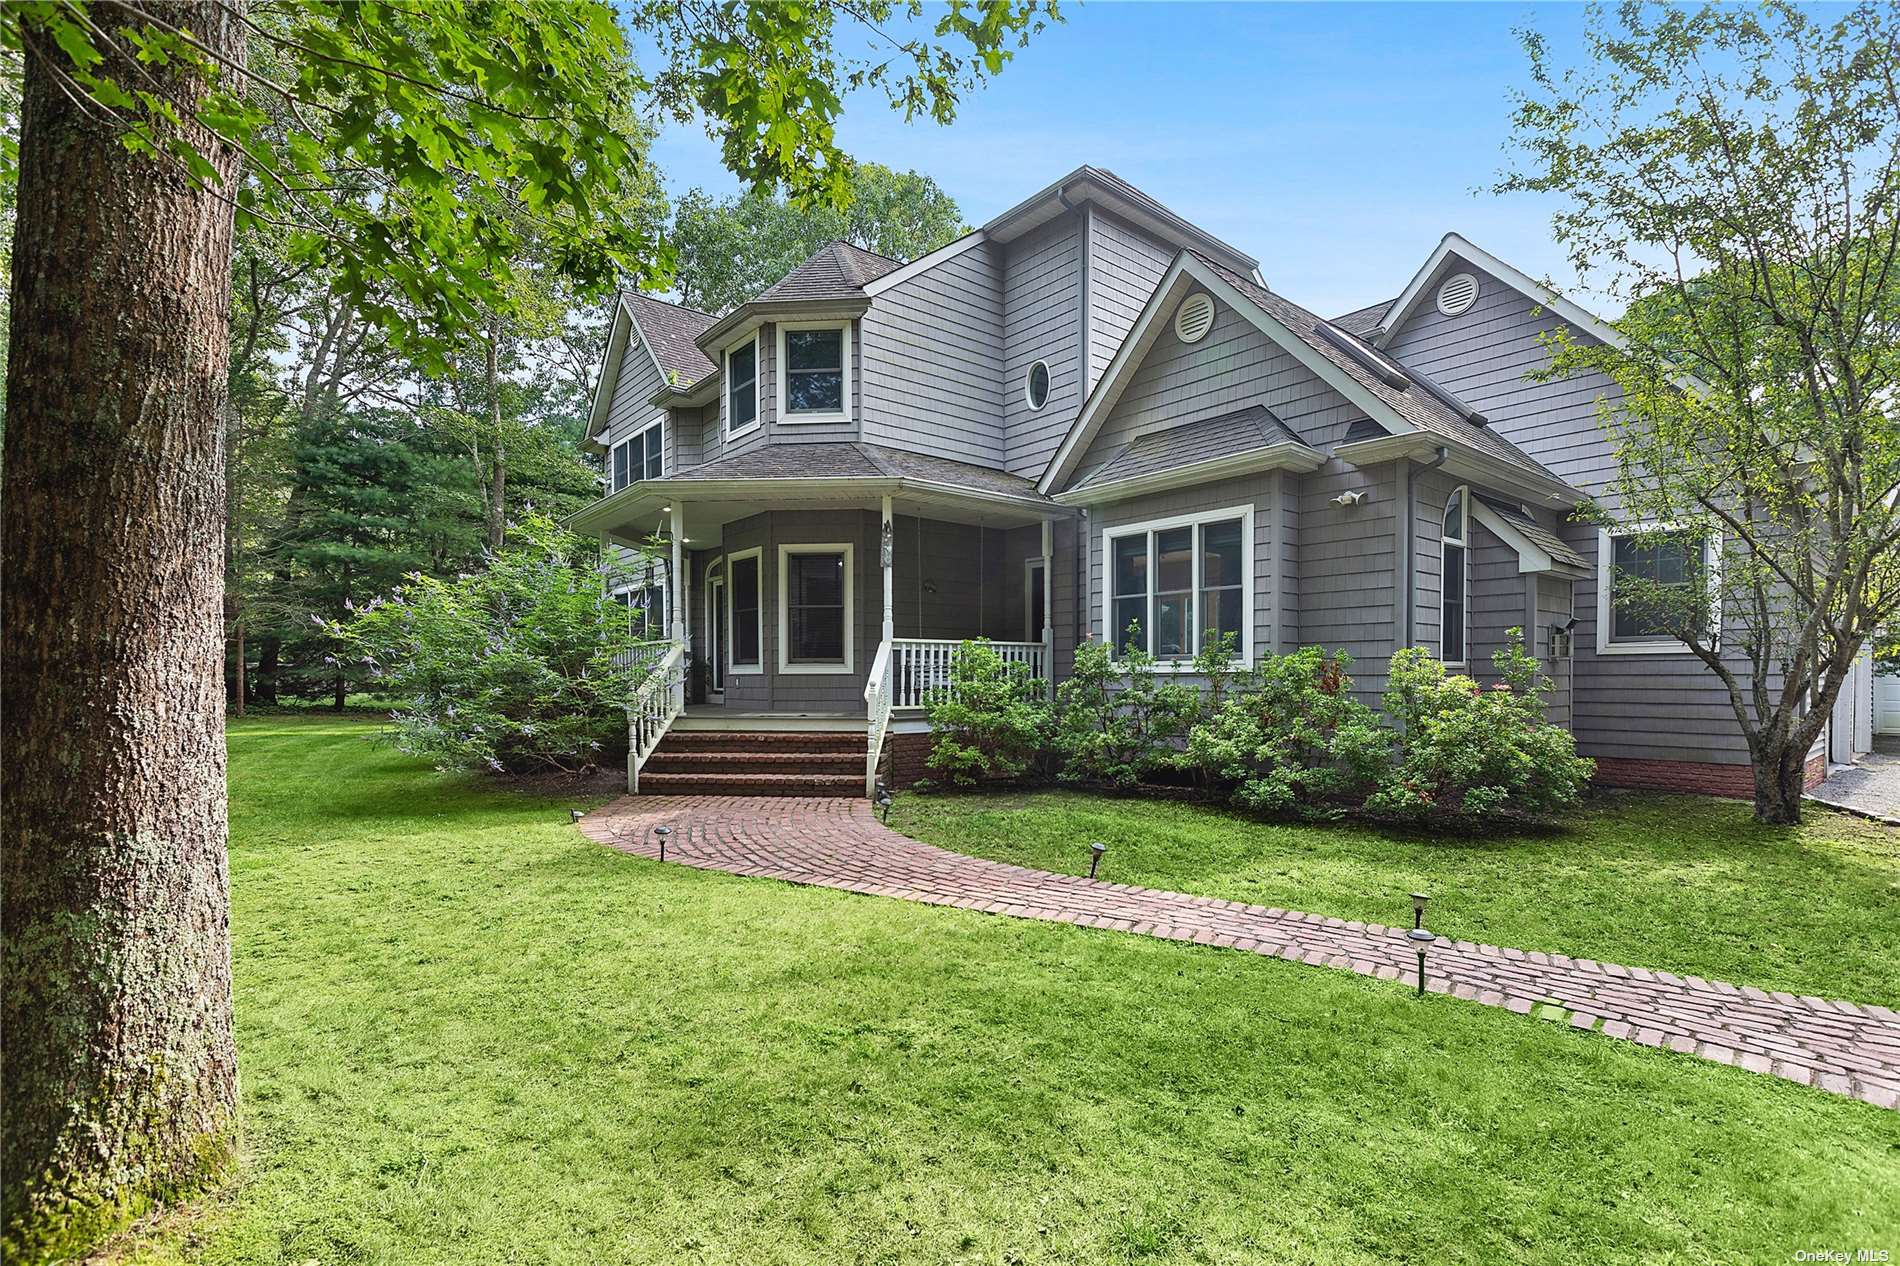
[1052,441,1326,506]
[1333,433,1583,509]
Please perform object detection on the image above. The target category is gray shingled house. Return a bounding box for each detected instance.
[569,166,1881,797]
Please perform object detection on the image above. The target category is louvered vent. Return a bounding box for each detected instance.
[1436,272,1479,316]
[1174,292,1215,344]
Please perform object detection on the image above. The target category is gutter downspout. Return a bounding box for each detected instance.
[1401,445,1451,648]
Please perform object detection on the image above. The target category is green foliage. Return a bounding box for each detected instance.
[1368,633,1595,825]
[1497,1,1900,819]
[1187,648,1389,818]
[1052,627,1199,787]
[331,516,655,774]
[922,640,1052,786]
[671,162,967,313]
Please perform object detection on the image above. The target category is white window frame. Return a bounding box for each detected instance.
[1024,359,1051,412]
[1440,485,1470,668]
[725,546,765,676]
[1100,504,1254,669]
[775,320,852,425]
[1595,522,1722,656]
[777,542,854,674]
[610,416,665,492]
[723,331,761,440]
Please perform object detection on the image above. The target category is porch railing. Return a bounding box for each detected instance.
[864,637,895,798]
[628,641,686,794]
[891,638,1047,710]
[614,639,674,671]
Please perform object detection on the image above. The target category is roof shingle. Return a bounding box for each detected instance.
[752,241,904,305]
[1073,405,1307,492]
[667,441,1046,502]
[621,292,718,387]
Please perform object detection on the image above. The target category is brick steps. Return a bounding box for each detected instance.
[640,728,867,795]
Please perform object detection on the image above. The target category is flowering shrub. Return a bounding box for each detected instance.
[1187,647,1389,816]
[1052,626,1200,786]
[923,640,1053,785]
[331,516,657,774]
[1366,632,1595,823]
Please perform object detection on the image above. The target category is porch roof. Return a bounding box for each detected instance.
[567,442,1068,549]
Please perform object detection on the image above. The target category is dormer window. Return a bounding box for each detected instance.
[778,322,851,423]
[725,335,758,437]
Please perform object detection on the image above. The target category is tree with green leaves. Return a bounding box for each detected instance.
[0,1,1054,1256]
[1499,0,1900,824]
[673,161,967,313]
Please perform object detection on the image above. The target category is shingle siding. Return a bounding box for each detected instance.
[860,239,1007,465]
[1088,209,1174,389]
[1003,213,1085,477]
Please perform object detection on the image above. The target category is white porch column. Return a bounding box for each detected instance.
[880,495,895,644]
[669,503,686,647]
[1041,517,1055,697]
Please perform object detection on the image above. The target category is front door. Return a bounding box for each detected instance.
[707,575,727,697]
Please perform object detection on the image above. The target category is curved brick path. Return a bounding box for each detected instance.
[579,796,1900,1111]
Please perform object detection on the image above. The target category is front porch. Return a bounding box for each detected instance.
[568,445,1074,793]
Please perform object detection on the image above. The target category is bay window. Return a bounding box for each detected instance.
[725,335,758,436]
[1104,506,1251,663]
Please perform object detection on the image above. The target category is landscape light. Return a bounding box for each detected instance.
[1410,891,1430,929]
[569,808,584,824]
[1089,841,1107,880]
[654,824,672,862]
[1407,927,1435,997]
[876,788,894,823]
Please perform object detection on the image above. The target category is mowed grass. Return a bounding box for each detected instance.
[114,718,1898,1264]
[893,788,1900,1008]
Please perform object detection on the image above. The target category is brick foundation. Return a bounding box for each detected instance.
[1593,753,1828,799]
[885,731,934,788]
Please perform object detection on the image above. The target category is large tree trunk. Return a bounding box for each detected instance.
[1751,737,1811,826]
[1,5,245,1257]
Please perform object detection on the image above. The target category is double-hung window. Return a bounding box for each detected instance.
[609,417,663,493]
[612,567,668,640]
[1440,487,1468,665]
[778,543,854,672]
[727,547,763,673]
[1598,524,1716,653]
[778,323,850,421]
[725,336,759,436]
[1104,507,1251,663]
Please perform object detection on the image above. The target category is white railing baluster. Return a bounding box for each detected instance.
[627,642,687,794]
[888,638,1048,712]
[864,638,894,798]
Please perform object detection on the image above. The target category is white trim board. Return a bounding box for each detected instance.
[1593,522,1721,657]
[777,542,856,675]
[1099,502,1255,669]
[774,319,853,426]
[860,231,989,297]
[725,546,764,676]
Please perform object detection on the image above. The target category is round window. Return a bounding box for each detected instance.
[1026,360,1050,410]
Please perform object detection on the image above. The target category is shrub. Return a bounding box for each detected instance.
[923,640,1054,785]
[1187,647,1389,816]
[332,515,657,775]
[1052,624,1200,786]
[1367,631,1595,823]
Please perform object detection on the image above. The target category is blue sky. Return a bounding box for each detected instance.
[642,2,1605,318]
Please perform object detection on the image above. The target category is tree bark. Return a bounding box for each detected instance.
[1751,735,1812,826]
[1,4,245,1256]
[483,317,507,554]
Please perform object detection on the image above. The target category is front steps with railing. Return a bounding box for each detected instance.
[636,730,868,796]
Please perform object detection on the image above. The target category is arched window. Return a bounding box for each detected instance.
[1440,487,1469,665]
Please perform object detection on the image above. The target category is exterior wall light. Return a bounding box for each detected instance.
[654,824,672,862]
[1089,841,1107,879]
[1407,927,1435,996]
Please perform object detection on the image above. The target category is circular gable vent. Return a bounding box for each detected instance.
[1174,292,1215,344]
[1436,272,1479,316]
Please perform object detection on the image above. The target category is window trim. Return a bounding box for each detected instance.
[1594,522,1721,657]
[1024,359,1051,412]
[1440,485,1469,668]
[1099,503,1254,669]
[725,546,765,676]
[776,542,854,674]
[775,320,852,425]
[610,416,665,492]
[723,332,761,440]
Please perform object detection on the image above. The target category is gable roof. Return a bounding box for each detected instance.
[585,292,719,444]
[980,165,1259,275]
[753,240,904,304]
[1471,494,1590,576]
[1062,405,1319,503]
[622,292,718,386]
[1373,232,1626,353]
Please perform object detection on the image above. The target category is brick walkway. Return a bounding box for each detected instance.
[579,796,1900,1111]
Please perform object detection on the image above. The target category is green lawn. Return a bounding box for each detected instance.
[117,717,1898,1264]
[893,788,1900,1008]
